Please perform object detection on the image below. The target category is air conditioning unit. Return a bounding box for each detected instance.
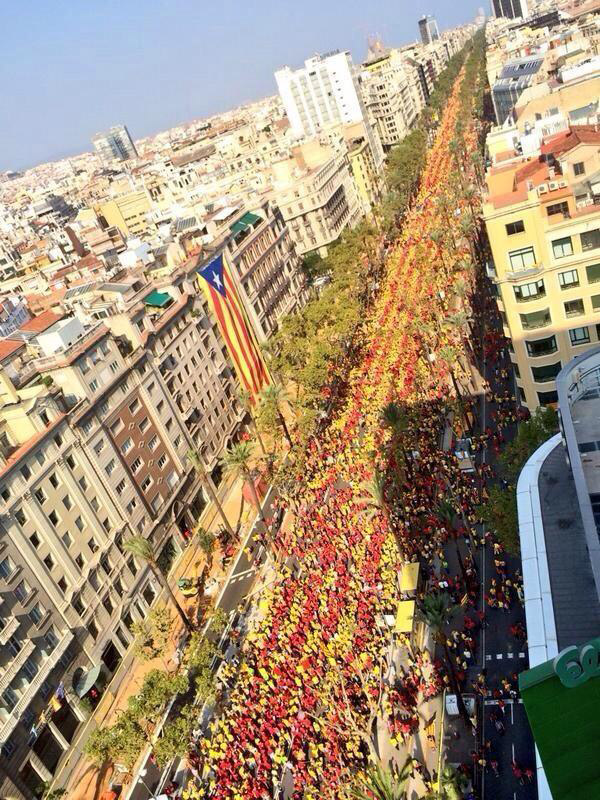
[558,180,567,188]
[549,181,558,191]
[538,184,548,194]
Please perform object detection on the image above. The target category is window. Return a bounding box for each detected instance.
[128,398,141,415]
[105,459,116,476]
[8,635,22,656]
[102,595,113,614]
[165,418,173,432]
[141,476,153,492]
[587,264,600,284]
[147,381,155,394]
[20,464,31,480]
[89,619,98,640]
[14,508,26,526]
[174,435,181,448]
[139,417,150,433]
[110,361,119,374]
[66,454,76,470]
[0,486,9,502]
[126,498,138,514]
[564,299,585,317]
[121,437,133,455]
[151,494,162,513]
[100,554,111,574]
[57,577,67,592]
[569,326,590,345]
[88,538,98,553]
[552,237,573,258]
[526,335,557,357]
[131,457,143,474]
[49,473,59,489]
[30,533,40,549]
[78,476,88,491]
[90,496,99,511]
[574,161,585,176]
[558,269,579,288]
[505,219,525,235]
[110,419,124,435]
[520,308,551,330]
[75,554,84,569]
[34,487,47,504]
[89,379,99,393]
[44,629,58,651]
[29,603,44,625]
[546,201,570,218]
[582,229,600,252]
[54,433,63,447]
[0,557,13,578]
[2,689,17,712]
[157,454,167,469]
[75,515,84,531]
[514,279,544,302]
[128,556,138,575]
[81,418,94,435]
[148,435,159,451]
[531,361,562,383]
[62,532,72,548]
[73,595,85,616]
[94,440,105,456]
[43,554,54,570]
[62,494,72,510]
[48,510,59,527]
[157,400,164,414]
[538,389,558,405]
[115,479,126,495]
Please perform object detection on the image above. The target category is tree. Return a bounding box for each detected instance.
[349,758,414,800]
[153,704,196,767]
[500,407,558,483]
[438,345,470,430]
[258,384,293,448]
[439,765,469,800]
[36,783,66,800]
[221,441,264,521]
[419,593,472,729]
[132,606,173,664]
[237,387,268,456]
[187,449,236,540]
[124,537,192,632]
[196,526,215,567]
[478,484,519,555]
[127,669,188,736]
[84,712,147,772]
[380,401,413,480]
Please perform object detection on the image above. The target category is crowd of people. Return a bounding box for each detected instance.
[179,62,524,800]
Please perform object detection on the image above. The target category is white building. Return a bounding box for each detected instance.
[275,50,384,171]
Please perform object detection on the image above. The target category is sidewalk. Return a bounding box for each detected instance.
[58,469,259,800]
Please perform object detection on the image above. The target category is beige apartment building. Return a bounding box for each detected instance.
[272,142,362,256]
[361,53,422,149]
[484,125,600,408]
[97,190,153,239]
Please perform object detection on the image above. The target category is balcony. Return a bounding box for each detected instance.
[0,630,73,743]
[520,313,552,330]
[505,264,543,282]
[0,639,36,695]
[0,617,20,646]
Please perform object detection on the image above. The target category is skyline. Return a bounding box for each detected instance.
[1,0,481,172]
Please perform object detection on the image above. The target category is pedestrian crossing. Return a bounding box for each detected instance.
[485,652,527,661]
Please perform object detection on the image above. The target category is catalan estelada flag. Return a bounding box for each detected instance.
[197,252,270,399]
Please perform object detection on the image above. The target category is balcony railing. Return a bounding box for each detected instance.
[521,316,552,330]
[0,630,73,742]
[0,617,20,646]
[515,291,546,303]
[0,640,36,695]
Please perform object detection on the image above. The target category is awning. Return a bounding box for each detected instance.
[144,290,172,308]
[400,562,420,593]
[395,600,416,634]
[230,220,249,235]
[73,664,103,697]
[239,211,261,226]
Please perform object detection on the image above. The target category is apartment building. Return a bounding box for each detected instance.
[347,134,384,214]
[484,125,600,408]
[92,125,138,165]
[361,54,422,149]
[418,15,440,45]
[271,142,362,256]
[96,191,153,239]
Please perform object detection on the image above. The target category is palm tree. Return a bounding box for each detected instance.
[439,765,470,800]
[418,593,472,729]
[124,536,192,632]
[221,441,264,521]
[259,384,293,448]
[350,758,414,800]
[187,450,236,541]
[237,387,267,457]
[196,526,215,567]
[437,345,470,430]
[380,402,413,480]
[360,468,405,559]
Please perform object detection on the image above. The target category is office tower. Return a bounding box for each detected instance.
[92,125,138,164]
[418,15,440,46]
[492,0,529,19]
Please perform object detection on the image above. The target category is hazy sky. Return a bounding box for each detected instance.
[1,0,481,171]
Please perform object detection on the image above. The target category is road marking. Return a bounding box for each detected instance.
[486,654,491,661]
[512,743,515,762]
[519,652,526,658]
[507,652,514,659]
[496,654,503,660]
[511,701,514,724]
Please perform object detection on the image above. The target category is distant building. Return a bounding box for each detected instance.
[491,56,543,124]
[92,125,138,164]
[418,15,440,46]
[275,51,366,139]
[491,0,529,19]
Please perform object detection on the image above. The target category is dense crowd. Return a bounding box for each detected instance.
[181,63,488,800]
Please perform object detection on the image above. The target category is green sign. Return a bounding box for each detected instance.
[553,642,600,688]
